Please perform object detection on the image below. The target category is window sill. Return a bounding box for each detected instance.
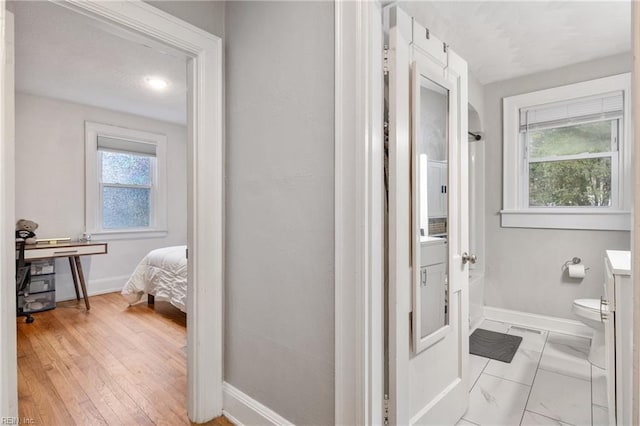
[500,209,630,231]
[87,229,168,241]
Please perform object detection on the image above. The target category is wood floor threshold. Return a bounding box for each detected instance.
[16,292,232,426]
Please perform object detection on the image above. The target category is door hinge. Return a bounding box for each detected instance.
[384,394,390,425]
[384,120,389,138]
[409,311,413,340]
[383,46,389,75]
[185,248,188,259]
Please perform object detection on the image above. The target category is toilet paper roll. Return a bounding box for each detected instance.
[568,264,586,278]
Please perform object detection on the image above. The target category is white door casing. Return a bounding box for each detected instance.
[335,1,385,424]
[387,5,470,425]
[0,1,224,422]
[632,4,640,425]
[0,5,18,417]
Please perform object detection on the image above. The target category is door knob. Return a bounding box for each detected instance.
[462,253,477,265]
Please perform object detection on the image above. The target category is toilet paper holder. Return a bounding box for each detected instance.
[561,257,590,272]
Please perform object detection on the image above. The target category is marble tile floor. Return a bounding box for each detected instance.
[458,320,608,426]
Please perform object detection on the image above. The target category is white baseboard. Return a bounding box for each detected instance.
[483,306,592,338]
[222,382,294,426]
[56,287,123,302]
[55,275,129,302]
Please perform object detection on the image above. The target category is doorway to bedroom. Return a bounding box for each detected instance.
[6,1,223,423]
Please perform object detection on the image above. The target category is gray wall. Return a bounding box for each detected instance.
[143,2,335,422]
[483,53,631,320]
[145,0,224,37]
[224,2,335,425]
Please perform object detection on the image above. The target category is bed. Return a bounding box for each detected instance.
[121,245,187,313]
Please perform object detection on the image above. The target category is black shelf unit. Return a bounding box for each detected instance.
[16,254,56,323]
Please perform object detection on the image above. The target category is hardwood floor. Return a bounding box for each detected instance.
[17,292,232,426]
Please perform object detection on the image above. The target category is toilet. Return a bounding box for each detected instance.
[572,298,605,369]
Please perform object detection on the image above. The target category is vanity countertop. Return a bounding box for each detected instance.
[420,235,446,245]
[606,250,631,276]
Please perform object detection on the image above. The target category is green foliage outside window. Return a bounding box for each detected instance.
[527,121,614,207]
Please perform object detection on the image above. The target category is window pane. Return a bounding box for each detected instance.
[528,121,613,158]
[101,151,151,185]
[102,187,150,228]
[529,157,611,207]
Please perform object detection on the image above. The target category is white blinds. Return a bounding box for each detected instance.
[519,91,623,132]
[97,135,157,156]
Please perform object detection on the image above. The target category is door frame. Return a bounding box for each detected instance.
[0,1,224,422]
[334,1,385,424]
[632,3,640,425]
[0,6,17,417]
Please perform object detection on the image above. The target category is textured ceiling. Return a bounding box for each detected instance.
[398,1,631,84]
[14,1,631,113]
[14,1,187,124]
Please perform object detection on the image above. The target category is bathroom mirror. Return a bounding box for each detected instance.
[411,62,453,354]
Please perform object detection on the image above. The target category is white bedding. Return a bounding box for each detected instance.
[121,245,187,312]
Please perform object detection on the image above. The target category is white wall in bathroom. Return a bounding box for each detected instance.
[483,52,631,320]
[468,69,485,273]
[468,68,485,262]
[468,69,486,329]
[468,71,484,126]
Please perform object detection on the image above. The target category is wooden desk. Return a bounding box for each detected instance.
[24,241,108,310]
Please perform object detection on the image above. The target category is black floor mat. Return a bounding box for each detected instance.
[469,328,522,363]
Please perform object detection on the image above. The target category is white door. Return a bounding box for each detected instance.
[387,5,470,425]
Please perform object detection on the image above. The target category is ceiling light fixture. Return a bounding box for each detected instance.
[145,76,169,91]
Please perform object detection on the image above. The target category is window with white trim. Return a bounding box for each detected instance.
[502,74,631,231]
[85,122,167,239]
